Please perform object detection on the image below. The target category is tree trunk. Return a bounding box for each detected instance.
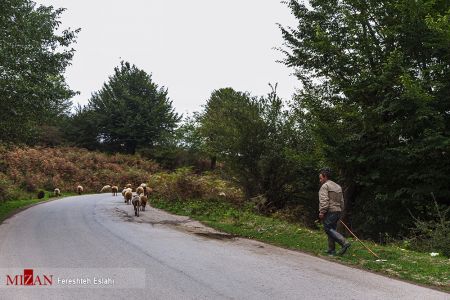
[125,141,137,155]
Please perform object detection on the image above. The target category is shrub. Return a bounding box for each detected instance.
[409,195,450,257]
[0,172,14,202]
[148,168,244,204]
[270,203,313,226]
[19,177,38,192]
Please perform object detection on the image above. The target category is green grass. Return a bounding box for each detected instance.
[0,191,77,223]
[151,197,450,292]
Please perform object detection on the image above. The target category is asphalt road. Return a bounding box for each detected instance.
[0,194,447,300]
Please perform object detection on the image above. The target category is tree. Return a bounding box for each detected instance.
[62,104,100,150]
[198,88,267,197]
[0,0,78,143]
[197,86,319,219]
[280,0,450,237]
[134,115,207,170]
[85,61,180,154]
[257,85,320,215]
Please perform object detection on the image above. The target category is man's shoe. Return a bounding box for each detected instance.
[338,243,351,255]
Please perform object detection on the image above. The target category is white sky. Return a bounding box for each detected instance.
[35,0,299,116]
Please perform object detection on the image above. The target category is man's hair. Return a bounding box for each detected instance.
[319,167,332,179]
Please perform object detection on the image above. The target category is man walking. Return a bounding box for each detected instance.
[318,168,351,256]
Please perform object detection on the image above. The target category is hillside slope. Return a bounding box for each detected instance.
[0,146,159,199]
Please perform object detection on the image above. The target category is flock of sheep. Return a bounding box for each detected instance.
[118,183,152,217]
[53,183,152,217]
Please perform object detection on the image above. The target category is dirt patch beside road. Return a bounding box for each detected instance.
[111,200,236,241]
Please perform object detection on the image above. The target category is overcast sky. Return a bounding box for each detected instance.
[35,0,299,116]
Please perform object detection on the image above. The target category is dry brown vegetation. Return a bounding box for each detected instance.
[0,146,159,200]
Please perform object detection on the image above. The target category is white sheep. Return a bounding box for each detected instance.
[136,186,144,195]
[140,183,147,188]
[100,185,111,193]
[77,185,83,195]
[54,188,61,197]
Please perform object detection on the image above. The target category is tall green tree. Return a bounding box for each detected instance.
[84,61,180,154]
[280,0,450,237]
[198,88,266,197]
[62,104,100,150]
[138,115,209,170]
[258,85,320,215]
[198,86,319,219]
[0,0,78,143]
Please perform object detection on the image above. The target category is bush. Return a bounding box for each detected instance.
[271,203,313,226]
[0,172,14,202]
[409,195,450,257]
[148,168,244,204]
[20,177,38,192]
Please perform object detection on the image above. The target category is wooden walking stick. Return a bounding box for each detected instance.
[339,220,380,259]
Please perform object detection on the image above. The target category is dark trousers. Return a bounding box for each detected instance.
[323,211,346,251]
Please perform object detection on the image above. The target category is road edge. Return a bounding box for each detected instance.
[0,194,82,225]
[148,203,450,294]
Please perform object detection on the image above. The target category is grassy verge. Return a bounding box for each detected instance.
[0,191,77,223]
[151,197,450,292]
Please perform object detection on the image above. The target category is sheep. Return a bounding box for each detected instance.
[54,188,61,197]
[144,186,153,197]
[140,183,147,188]
[124,190,133,205]
[111,186,118,196]
[139,194,148,211]
[37,190,45,199]
[131,194,141,216]
[136,186,144,195]
[121,187,127,197]
[77,185,83,195]
[100,185,111,193]
[126,183,132,189]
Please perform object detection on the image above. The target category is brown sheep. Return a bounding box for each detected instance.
[111,186,118,196]
[144,186,153,197]
[132,195,141,216]
[77,185,83,195]
[126,183,132,189]
[139,195,148,211]
[124,190,133,205]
